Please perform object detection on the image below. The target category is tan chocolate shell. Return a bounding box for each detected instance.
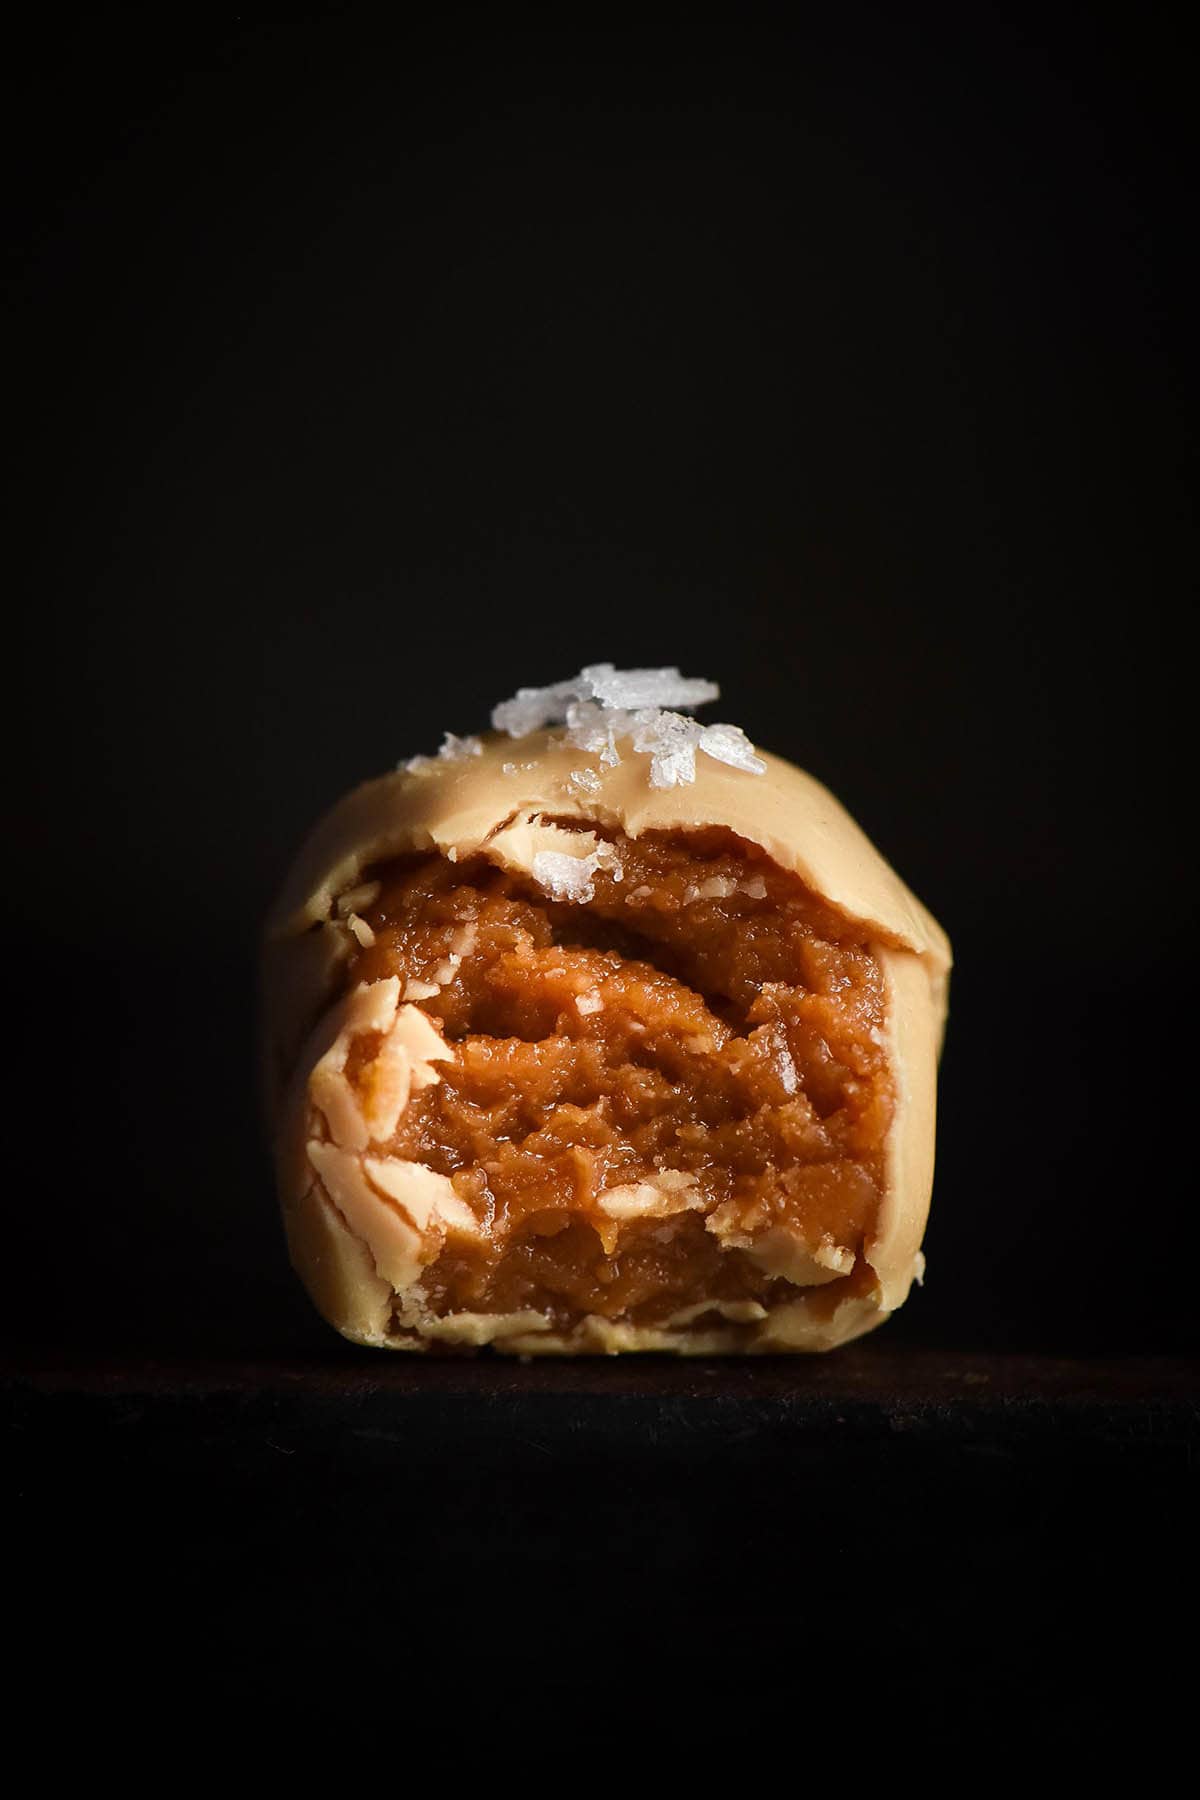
[264,732,951,1353]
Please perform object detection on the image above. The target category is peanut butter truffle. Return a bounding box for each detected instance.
[263,666,951,1353]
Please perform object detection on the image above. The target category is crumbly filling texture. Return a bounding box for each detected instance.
[311,828,893,1335]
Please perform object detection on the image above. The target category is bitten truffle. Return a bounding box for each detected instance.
[263,668,950,1353]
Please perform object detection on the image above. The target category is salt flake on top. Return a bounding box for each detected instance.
[492,664,718,737]
[696,722,765,775]
[490,663,765,791]
[400,731,484,774]
[578,664,719,712]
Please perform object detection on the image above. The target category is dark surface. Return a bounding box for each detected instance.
[15,1341,1197,1402]
[9,1345,1196,1731]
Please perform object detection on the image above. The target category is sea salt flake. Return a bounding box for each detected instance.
[492,678,580,738]
[698,722,766,774]
[697,875,737,900]
[495,664,717,737]
[564,700,631,767]
[439,733,483,760]
[400,732,482,772]
[632,710,703,789]
[489,663,765,792]
[532,850,599,903]
[578,664,719,713]
[532,838,621,903]
[592,840,623,880]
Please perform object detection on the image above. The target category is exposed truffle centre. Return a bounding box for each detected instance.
[316,827,894,1337]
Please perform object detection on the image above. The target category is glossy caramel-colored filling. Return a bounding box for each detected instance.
[345,828,892,1332]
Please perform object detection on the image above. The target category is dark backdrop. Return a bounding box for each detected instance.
[7,9,1194,1355]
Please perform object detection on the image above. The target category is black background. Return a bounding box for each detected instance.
[10,7,1193,1357]
[7,3,1196,1743]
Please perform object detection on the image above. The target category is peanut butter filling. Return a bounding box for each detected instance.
[304,827,894,1338]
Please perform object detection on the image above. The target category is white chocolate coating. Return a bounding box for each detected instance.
[264,732,951,1353]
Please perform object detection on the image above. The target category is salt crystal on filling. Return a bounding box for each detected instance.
[593,840,623,882]
[531,851,601,903]
[696,875,737,900]
[531,838,622,904]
